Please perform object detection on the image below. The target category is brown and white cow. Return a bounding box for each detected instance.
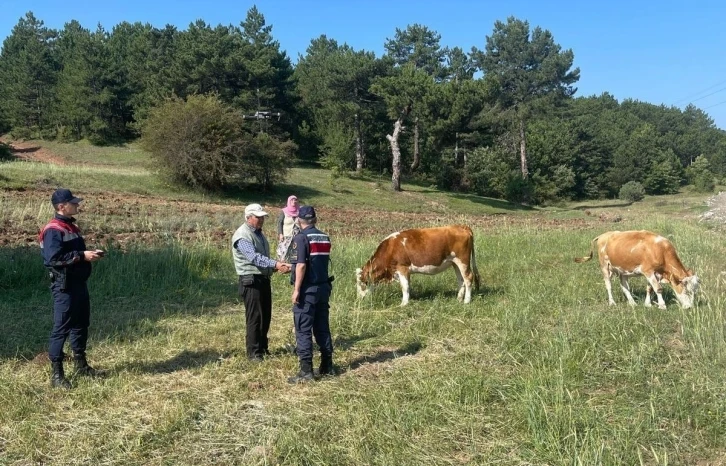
[355,225,481,306]
[575,230,699,309]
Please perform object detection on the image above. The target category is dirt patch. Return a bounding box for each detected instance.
[0,137,67,165]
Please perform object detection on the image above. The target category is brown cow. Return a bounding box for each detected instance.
[355,225,481,306]
[575,230,699,309]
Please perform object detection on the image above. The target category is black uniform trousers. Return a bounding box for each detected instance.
[48,281,90,362]
[239,274,272,359]
[293,283,333,364]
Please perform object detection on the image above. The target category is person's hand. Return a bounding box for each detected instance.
[275,262,291,274]
[292,290,300,305]
[84,250,104,262]
[278,234,284,242]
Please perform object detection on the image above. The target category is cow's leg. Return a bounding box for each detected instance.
[645,273,667,310]
[619,275,637,307]
[601,266,617,306]
[644,285,653,308]
[395,269,411,306]
[452,258,470,303]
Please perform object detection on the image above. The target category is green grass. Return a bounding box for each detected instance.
[41,139,153,168]
[1,139,726,465]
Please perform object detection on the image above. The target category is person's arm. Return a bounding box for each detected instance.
[292,263,306,304]
[234,238,278,269]
[276,212,285,240]
[42,229,83,267]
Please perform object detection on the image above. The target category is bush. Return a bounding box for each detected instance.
[0,142,12,161]
[693,173,716,193]
[619,181,645,202]
[687,155,716,193]
[141,94,292,191]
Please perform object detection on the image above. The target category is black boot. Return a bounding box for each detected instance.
[73,354,100,377]
[287,360,314,384]
[316,354,335,377]
[50,361,72,389]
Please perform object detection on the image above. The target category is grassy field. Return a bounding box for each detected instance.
[1,141,726,465]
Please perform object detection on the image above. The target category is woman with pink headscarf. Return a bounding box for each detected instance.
[276,195,300,261]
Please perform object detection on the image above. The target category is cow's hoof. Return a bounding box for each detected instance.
[658,305,667,310]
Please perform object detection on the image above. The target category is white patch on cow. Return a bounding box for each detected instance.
[612,265,641,277]
[396,270,410,306]
[654,236,665,243]
[385,232,400,240]
[401,237,407,247]
[409,259,453,275]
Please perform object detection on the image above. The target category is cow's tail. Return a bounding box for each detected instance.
[469,230,481,290]
[574,236,598,263]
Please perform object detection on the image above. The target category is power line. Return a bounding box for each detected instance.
[673,78,726,105]
[686,85,726,104]
[702,98,726,110]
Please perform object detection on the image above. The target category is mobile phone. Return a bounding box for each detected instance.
[96,250,105,257]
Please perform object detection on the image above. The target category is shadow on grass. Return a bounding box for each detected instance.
[449,192,536,212]
[217,184,326,207]
[342,340,423,374]
[412,283,506,302]
[9,145,41,154]
[119,349,224,374]
[334,332,378,351]
[0,244,235,360]
[571,201,633,210]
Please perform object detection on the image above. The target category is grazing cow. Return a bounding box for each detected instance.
[355,225,481,306]
[575,230,699,309]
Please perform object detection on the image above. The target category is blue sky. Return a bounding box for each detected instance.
[2,0,726,129]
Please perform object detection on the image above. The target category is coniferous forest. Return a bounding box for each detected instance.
[1,8,724,203]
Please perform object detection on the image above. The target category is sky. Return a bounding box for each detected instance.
[2,0,726,129]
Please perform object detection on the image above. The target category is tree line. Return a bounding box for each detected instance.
[1,8,724,203]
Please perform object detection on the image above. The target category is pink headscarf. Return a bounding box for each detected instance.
[282,195,299,217]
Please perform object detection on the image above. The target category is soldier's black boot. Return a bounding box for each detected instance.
[287,360,314,384]
[50,361,72,389]
[315,353,335,377]
[73,354,100,377]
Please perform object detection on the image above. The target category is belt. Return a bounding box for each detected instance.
[241,274,271,280]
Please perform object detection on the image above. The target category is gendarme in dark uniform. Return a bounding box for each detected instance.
[40,188,103,389]
[287,205,334,383]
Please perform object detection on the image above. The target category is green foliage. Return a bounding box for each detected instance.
[694,173,716,193]
[460,146,514,198]
[141,94,290,191]
[0,12,57,135]
[687,155,716,193]
[320,122,354,170]
[0,142,12,160]
[618,181,645,202]
[240,131,295,190]
[505,174,534,203]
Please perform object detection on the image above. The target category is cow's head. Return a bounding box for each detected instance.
[672,274,700,309]
[356,259,389,298]
[355,266,370,298]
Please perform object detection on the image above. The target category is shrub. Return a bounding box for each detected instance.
[619,181,645,202]
[693,173,716,193]
[687,155,716,193]
[0,142,12,161]
[141,94,292,191]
